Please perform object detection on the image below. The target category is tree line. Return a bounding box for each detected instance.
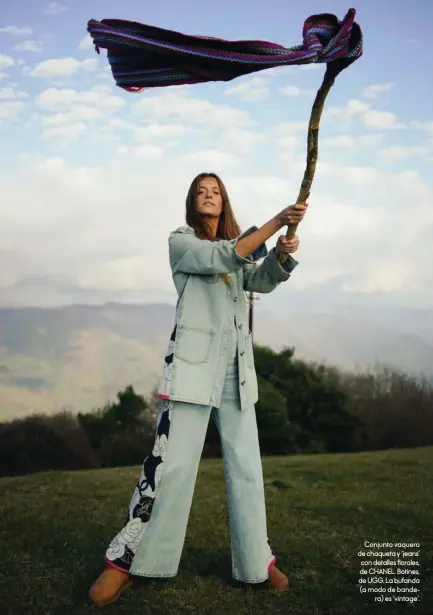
[1,345,432,477]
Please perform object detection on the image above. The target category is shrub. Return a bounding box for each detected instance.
[0,411,99,477]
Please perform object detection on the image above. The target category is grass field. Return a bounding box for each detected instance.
[1,447,432,615]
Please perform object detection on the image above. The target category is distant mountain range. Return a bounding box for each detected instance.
[0,301,432,420]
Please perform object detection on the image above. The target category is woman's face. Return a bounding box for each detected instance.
[195,176,223,218]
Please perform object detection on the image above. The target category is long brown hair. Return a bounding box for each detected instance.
[185,173,241,285]
[185,172,241,241]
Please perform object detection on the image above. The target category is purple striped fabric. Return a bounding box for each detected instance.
[87,9,362,92]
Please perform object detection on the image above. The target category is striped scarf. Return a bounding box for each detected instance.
[87,9,362,92]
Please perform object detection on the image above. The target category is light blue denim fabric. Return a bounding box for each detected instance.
[103,227,296,582]
[128,320,275,582]
[157,225,298,411]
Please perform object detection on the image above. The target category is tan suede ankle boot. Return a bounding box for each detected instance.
[89,566,133,607]
[268,565,290,591]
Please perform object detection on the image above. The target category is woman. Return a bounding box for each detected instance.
[89,173,307,606]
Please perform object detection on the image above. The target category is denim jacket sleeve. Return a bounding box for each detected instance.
[238,225,298,293]
[169,226,256,275]
[243,248,298,293]
[168,225,298,288]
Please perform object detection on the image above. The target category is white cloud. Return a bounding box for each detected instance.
[0,100,25,121]
[225,77,270,102]
[321,133,384,149]
[362,110,405,130]
[377,145,430,161]
[100,118,194,147]
[30,57,97,78]
[362,83,395,99]
[146,123,194,138]
[106,118,131,131]
[322,134,355,148]
[357,133,385,148]
[0,159,184,293]
[118,144,164,158]
[1,151,432,308]
[328,99,405,130]
[37,86,83,109]
[217,127,265,156]
[0,26,32,35]
[33,156,64,173]
[13,40,42,53]
[40,105,103,126]
[1,48,432,314]
[182,148,241,168]
[132,90,254,129]
[272,121,305,151]
[35,86,125,140]
[44,2,68,15]
[301,195,380,238]
[277,135,299,150]
[328,99,370,118]
[0,55,15,69]
[36,85,125,112]
[273,121,308,138]
[341,260,414,293]
[411,120,433,134]
[280,85,301,96]
[81,59,97,72]
[0,72,7,81]
[79,34,93,50]
[321,162,382,185]
[283,171,432,294]
[29,84,126,148]
[280,85,314,97]
[0,87,28,100]
[42,122,87,142]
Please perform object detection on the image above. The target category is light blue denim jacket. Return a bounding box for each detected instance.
[157,225,298,411]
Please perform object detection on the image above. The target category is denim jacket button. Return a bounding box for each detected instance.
[241,380,246,385]
[234,296,238,302]
[239,324,243,329]
[240,351,245,356]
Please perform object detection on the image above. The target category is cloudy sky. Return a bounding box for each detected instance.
[0,0,432,312]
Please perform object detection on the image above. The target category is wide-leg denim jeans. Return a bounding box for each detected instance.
[104,330,275,583]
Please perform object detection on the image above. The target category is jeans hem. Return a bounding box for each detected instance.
[104,556,129,574]
[233,574,268,584]
[129,571,177,578]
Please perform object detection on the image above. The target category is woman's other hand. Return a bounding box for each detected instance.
[274,235,300,258]
[274,202,308,228]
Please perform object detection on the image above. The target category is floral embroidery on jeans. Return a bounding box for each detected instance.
[105,402,172,572]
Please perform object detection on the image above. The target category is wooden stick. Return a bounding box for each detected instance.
[278,64,342,262]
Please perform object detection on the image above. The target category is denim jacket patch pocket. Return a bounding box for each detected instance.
[174,325,215,364]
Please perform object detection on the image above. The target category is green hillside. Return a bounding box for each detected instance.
[1,447,432,614]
